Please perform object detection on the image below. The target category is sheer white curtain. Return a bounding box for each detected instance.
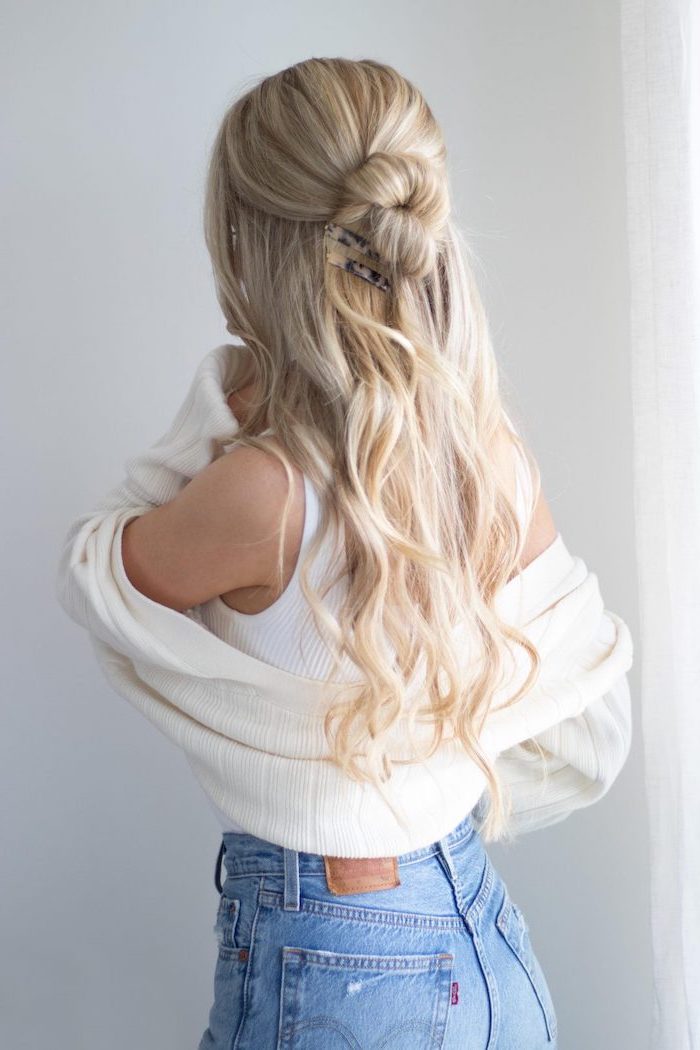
[621,2,700,1046]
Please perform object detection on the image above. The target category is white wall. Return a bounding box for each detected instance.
[2,2,650,1047]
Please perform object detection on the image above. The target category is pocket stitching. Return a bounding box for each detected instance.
[276,947,454,1049]
[282,946,454,970]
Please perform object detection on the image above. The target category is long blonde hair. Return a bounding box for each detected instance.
[203,57,545,842]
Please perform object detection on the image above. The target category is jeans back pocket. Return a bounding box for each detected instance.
[495,890,558,1042]
[276,946,454,1049]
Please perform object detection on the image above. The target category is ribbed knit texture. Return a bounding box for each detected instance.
[200,435,535,833]
[199,475,362,683]
[55,343,635,855]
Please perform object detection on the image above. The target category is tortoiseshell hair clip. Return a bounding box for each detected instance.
[324,221,391,292]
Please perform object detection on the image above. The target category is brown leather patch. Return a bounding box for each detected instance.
[323,855,400,896]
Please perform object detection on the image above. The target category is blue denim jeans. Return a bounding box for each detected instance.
[197,812,558,1049]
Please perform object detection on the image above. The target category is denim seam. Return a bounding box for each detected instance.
[495,898,557,1041]
[256,889,465,931]
[466,856,495,925]
[232,879,263,1050]
[278,948,454,970]
[470,926,500,1049]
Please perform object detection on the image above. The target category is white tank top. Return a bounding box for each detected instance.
[197,444,533,833]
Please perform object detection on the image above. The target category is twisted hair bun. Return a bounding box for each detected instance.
[333,151,450,281]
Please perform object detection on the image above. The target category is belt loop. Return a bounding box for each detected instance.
[214,839,225,894]
[283,847,300,911]
[436,835,458,885]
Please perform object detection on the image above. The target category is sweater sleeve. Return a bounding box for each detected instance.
[471,413,635,836]
[54,344,240,635]
[89,343,240,512]
[470,659,633,838]
[496,672,632,834]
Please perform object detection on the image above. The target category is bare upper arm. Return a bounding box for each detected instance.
[521,483,558,569]
[120,404,557,612]
[120,443,304,613]
[491,420,558,577]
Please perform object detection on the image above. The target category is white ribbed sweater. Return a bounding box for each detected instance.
[198,428,533,834]
[55,343,635,856]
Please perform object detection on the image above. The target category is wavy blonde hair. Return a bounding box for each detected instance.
[203,57,546,843]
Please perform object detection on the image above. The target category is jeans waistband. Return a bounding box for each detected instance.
[214,811,476,894]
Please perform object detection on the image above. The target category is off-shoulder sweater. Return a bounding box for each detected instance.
[54,343,635,856]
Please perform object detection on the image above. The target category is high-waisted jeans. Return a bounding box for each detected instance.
[197,812,558,1049]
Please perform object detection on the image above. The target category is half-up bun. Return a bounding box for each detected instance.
[333,150,451,281]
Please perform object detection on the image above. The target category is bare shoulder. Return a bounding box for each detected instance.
[491,419,558,574]
[490,420,519,502]
[121,435,305,612]
[201,437,301,517]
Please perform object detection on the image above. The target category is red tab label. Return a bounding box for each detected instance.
[451,981,459,1005]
